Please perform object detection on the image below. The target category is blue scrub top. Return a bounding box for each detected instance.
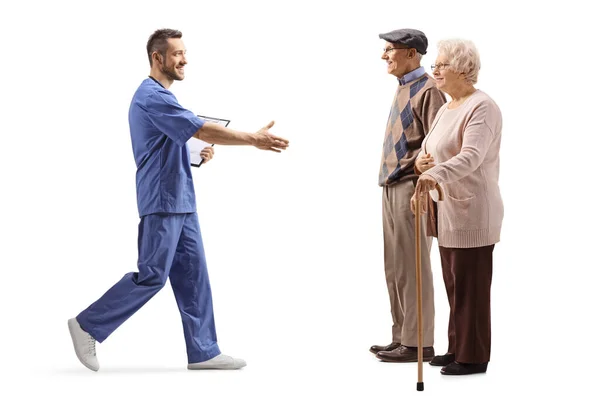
[128,77,205,217]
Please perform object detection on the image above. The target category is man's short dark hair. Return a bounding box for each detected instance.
[146,29,182,66]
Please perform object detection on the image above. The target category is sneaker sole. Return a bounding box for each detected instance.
[187,362,247,370]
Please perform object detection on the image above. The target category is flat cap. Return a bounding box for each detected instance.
[378,28,428,55]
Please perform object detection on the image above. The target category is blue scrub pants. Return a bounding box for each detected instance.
[77,212,221,363]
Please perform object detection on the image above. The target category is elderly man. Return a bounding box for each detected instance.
[370,28,446,363]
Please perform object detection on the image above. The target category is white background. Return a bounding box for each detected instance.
[1,0,599,398]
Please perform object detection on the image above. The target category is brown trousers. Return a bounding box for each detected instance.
[383,180,434,347]
[439,245,494,363]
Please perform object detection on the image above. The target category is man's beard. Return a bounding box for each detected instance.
[160,64,183,81]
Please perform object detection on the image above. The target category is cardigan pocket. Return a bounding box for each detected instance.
[445,195,478,230]
[445,184,475,202]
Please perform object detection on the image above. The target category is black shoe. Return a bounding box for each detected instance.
[441,361,488,375]
[376,345,435,363]
[429,353,455,366]
[369,342,401,354]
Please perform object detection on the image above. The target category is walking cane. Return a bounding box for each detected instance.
[415,182,444,392]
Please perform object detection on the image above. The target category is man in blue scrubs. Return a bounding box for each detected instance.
[68,28,289,371]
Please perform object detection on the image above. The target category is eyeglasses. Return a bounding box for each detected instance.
[431,63,451,71]
[383,47,409,54]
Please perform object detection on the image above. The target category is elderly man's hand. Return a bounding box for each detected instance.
[416,153,435,173]
[200,146,214,163]
[410,174,438,214]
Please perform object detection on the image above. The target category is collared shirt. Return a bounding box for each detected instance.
[128,77,205,217]
[397,66,426,86]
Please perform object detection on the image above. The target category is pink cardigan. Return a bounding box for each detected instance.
[419,90,503,248]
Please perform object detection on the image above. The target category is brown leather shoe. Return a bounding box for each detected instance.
[429,353,455,366]
[440,361,488,375]
[376,345,434,362]
[369,342,401,354]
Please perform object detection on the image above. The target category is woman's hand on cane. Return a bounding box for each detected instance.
[411,174,438,215]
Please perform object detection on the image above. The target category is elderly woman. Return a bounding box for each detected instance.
[412,39,503,376]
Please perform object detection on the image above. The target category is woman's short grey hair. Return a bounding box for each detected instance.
[437,39,481,84]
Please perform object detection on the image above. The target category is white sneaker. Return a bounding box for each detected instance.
[68,318,99,371]
[188,354,246,370]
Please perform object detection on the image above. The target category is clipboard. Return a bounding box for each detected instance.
[188,115,231,167]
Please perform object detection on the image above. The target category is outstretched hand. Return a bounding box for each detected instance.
[253,121,289,152]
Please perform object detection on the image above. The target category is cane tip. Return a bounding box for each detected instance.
[417,382,424,391]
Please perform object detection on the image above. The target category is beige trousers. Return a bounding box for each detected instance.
[382,179,434,347]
